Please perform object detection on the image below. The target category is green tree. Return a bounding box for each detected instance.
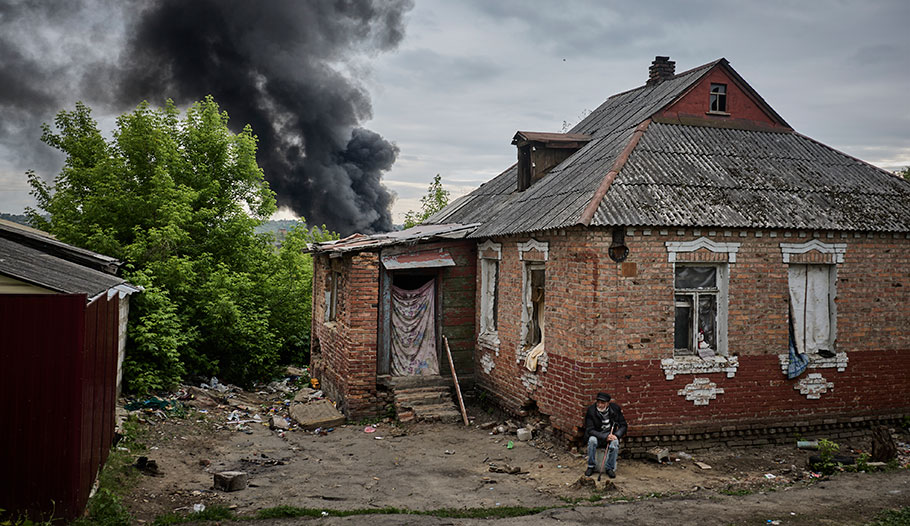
[900,166,909,180]
[403,174,450,228]
[28,97,334,392]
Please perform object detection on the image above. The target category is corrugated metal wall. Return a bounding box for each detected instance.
[0,293,120,521]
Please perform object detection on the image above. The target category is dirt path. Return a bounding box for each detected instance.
[119,386,910,524]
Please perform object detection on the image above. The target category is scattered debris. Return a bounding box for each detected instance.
[646,447,670,464]
[694,461,712,470]
[489,463,525,474]
[516,428,533,441]
[289,399,345,431]
[214,471,249,492]
[871,426,898,462]
[797,440,819,450]
[135,456,163,477]
[269,414,290,431]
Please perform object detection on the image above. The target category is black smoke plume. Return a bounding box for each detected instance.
[0,0,412,235]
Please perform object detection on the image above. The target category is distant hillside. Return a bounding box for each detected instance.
[0,213,32,227]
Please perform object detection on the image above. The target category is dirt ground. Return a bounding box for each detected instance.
[117,380,910,525]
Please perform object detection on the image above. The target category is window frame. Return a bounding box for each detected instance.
[673,263,729,358]
[709,83,728,114]
[787,263,837,355]
[523,262,546,348]
[480,258,499,334]
[325,269,340,323]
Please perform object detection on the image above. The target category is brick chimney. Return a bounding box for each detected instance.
[647,56,675,86]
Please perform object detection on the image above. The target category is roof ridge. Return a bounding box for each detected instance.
[577,119,652,226]
[792,131,910,183]
[605,58,723,101]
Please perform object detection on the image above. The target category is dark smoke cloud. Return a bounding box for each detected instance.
[0,0,411,234]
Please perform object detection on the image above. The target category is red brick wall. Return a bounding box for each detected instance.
[659,67,789,129]
[433,240,477,377]
[311,251,381,418]
[475,228,910,439]
[310,240,476,417]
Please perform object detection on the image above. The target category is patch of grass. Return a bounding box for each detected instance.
[719,487,754,496]
[0,508,59,526]
[154,506,234,526]
[868,506,910,526]
[155,504,558,524]
[73,489,131,526]
[97,419,147,495]
[558,494,604,504]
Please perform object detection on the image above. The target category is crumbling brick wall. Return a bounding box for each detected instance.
[311,251,382,418]
[310,240,476,418]
[474,227,910,441]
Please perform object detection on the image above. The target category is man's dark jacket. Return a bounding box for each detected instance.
[584,402,628,443]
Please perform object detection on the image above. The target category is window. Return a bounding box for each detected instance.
[480,259,499,334]
[325,270,340,322]
[788,264,836,356]
[709,83,727,113]
[524,264,545,347]
[674,265,724,358]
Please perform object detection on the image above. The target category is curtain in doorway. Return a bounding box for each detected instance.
[390,279,439,376]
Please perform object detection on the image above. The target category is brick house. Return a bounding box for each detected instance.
[311,57,910,449]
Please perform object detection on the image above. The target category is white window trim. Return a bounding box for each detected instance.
[779,240,846,264]
[662,237,739,379]
[666,237,740,263]
[518,260,546,369]
[477,239,502,260]
[778,240,848,373]
[478,241,502,350]
[672,263,730,357]
[518,238,549,261]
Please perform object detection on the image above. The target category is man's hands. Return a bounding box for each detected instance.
[607,433,617,442]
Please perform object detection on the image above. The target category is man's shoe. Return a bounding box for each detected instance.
[606,469,616,479]
[584,466,594,477]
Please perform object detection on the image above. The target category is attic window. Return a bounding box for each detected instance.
[709,83,728,114]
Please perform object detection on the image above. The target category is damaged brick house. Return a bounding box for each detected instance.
[310,56,910,448]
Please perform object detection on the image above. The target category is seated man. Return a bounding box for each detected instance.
[584,392,627,478]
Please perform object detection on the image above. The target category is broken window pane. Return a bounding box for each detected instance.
[675,266,716,290]
[697,294,717,350]
[481,259,499,333]
[674,295,693,351]
[529,268,545,346]
[710,83,727,112]
[491,261,499,331]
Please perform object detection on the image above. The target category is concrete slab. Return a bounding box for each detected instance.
[289,399,346,430]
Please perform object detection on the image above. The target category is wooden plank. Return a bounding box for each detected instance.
[443,336,469,426]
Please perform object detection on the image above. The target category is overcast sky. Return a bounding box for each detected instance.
[2,1,909,227]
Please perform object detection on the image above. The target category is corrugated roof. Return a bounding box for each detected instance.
[0,237,129,297]
[426,58,910,236]
[427,60,718,237]
[512,131,592,144]
[592,123,910,231]
[0,220,141,300]
[308,223,479,253]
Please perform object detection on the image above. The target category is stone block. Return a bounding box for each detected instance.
[289,399,346,431]
[214,471,248,492]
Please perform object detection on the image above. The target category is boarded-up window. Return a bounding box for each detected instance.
[788,264,836,355]
[480,259,499,334]
[674,266,718,357]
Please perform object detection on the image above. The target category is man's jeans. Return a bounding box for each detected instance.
[587,435,619,471]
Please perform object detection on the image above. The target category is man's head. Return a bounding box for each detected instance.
[596,392,611,411]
